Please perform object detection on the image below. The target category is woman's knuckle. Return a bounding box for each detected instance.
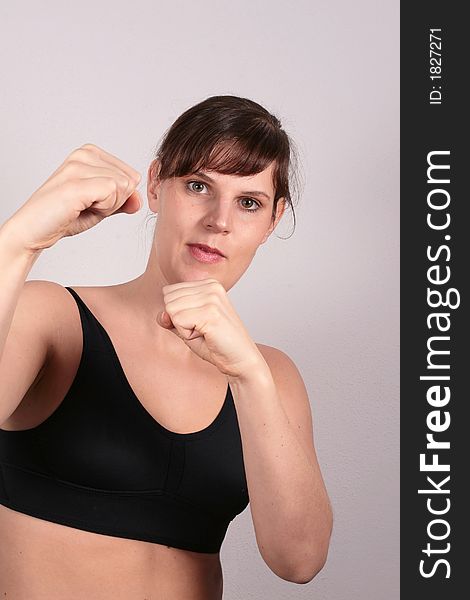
[210,281,223,294]
[81,142,99,152]
[67,148,89,163]
[117,175,130,189]
[63,159,82,173]
[108,178,119,192]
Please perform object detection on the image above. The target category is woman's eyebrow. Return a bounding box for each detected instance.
[189,171,271,200]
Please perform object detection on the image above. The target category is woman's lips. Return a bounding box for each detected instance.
[187,244,225,264]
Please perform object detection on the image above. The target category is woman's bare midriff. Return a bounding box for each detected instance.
[0,503,223,599]
[0,281,236,598]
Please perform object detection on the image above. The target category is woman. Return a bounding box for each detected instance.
[0,95,332,599]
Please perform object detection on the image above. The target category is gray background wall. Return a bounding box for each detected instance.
[0,1,399,598]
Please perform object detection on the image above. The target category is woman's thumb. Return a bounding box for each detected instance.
[157,310,171,328]
[115,191,142,215]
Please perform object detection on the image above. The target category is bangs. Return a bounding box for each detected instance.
[188,137,276,177]
[157,119,289,193]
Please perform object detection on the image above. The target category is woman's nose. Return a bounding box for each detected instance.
[202,200,232,233]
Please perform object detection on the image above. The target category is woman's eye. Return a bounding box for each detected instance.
[187,181,207,193]
[240,198,260,211]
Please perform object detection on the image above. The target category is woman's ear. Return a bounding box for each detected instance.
[147,159,162,214]
[261,198,286,244]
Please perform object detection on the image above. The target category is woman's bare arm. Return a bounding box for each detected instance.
[229,346,333,584]
[0,224,49,425]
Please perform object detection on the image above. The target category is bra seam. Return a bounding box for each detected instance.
[162,439,172,491]
[0,463,9,502]
[0,460,165,497]
[0,460,233,517]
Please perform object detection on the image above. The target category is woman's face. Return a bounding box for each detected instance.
[147,160,285,290]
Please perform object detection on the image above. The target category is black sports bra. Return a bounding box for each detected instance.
[0,286,249,553]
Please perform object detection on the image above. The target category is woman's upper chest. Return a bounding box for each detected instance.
[4,284,230,433]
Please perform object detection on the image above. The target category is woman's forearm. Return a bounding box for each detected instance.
[228,365,332,584]
[0,222,41,365]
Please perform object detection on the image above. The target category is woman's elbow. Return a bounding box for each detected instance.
[288,547,329,584]
[273,537,331,585]
[266,511,333,584]
[289,520,333,583]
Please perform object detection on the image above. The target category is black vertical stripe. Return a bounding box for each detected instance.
[164,440,185,494]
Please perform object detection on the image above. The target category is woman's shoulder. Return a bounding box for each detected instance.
[255,343,305,385]
[255,343,317,465]
[22,280,112,318]
[23,279,107,300]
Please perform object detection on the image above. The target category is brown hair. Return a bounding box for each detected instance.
[151,95,300,237]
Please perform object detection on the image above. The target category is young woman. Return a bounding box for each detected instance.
[0,95,332,599]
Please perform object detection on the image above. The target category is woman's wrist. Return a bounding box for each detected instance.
[226,355,273,388]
